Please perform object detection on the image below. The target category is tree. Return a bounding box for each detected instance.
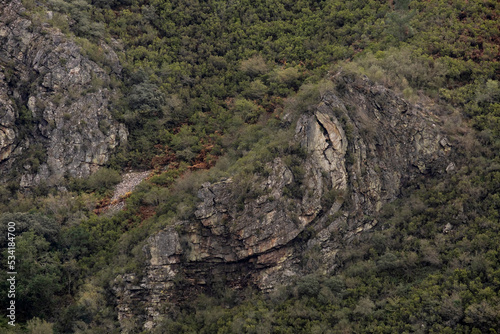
[27,317,54,334]
[240,55,269,77]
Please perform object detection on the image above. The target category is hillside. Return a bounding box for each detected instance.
[0,0,499,333]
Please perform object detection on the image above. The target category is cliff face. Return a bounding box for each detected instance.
[0,0,126,187]
[115,73,454,330]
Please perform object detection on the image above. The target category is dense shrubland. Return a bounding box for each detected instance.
[1,0,499,332]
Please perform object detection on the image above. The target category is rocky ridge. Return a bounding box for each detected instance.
[0,0,126,187]
[114,73,454,330]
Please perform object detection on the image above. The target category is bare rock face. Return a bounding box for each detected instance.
[114,73,453,329]
[0,70,16,162]
[0,0,126,187]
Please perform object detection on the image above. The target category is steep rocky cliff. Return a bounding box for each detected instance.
[114,72,454,330]
[0,0,126,187]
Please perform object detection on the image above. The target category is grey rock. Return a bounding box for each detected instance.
[115,72,453,329]
[0,0,126,187]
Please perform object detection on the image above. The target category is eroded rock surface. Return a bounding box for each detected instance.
[114,73,453,329]
[0,0,126,187]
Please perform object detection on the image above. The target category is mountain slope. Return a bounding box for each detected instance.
[0,0,499,333]
[115,71,455,329]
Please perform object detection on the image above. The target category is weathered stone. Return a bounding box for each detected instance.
[115,72,453,329]
[148,227,182,266]
[446,162,456,173]
[0,0,126,187]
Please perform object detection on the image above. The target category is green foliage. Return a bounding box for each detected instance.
[69,168,121,194]
[48,0,105,38]
[242,79,268,99]
[128,81,167,117]
[17,105,33,126]
[340,47,448,94]
[296,275,321,298]
[0,213,59,244]
[321,188,343,210]
[27,317,54,334]
[240,55,269,77]
[170,126,203,163]
[385,9,416,42]
[149,168,185,187]
[11,0,500,331]
[232,98,264,123]
[79,0,396,168]
[0,225,63,322]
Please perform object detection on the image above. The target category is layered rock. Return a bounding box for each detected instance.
[114,73,453,330]
[0,0,126,187]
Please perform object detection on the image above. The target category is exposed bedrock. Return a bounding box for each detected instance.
[115,73,452,330]
[0,0,126,187]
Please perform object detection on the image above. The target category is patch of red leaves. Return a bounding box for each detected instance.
[151,145,177,171]
[188,142,216,170]
[139,206,156,221]
[93,197,111,215]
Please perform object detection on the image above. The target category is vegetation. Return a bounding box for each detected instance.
[2,0,499,332]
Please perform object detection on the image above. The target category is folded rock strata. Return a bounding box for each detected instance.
[115,73,453,330]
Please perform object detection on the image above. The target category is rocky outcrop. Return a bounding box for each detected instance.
[0,0,126,187]
[114,73,453,330]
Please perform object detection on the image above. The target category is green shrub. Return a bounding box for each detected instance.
[87,168,121,192]
[240,55,269,77]
[296,275,321,298]
[27,317,54,334]
[242,79,268,99]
